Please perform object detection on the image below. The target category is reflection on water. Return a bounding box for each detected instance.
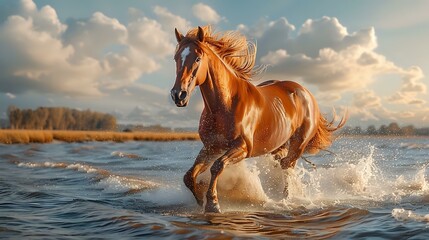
[1,137,429,239]
[172,208,369,239]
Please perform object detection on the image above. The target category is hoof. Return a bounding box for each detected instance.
[205,202,221,213]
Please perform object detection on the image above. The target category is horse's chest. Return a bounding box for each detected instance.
[199,113,235,146]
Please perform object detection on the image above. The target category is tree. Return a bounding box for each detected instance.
[387,122,401,135]
[379,125,388,135]
[366,125,377,135]
[401,125,415,136]
[7,105,20,129]
[6,106,117,130]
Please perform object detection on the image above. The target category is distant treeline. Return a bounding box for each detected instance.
[7,106,116,130]
[341,122,429,136]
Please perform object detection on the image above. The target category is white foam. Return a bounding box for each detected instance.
[16,160,158,193]
[99,175,158,192]
[66,163,98,173]
[18,161,67,168]
[392,208,429,222]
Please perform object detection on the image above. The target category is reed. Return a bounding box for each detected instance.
[0,130,199,144]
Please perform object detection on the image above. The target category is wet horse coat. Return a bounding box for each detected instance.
[171,26,346,213]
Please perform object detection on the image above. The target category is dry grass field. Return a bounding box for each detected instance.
[0,130,200,144]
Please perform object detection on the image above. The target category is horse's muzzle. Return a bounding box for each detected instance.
[171,89,189,107]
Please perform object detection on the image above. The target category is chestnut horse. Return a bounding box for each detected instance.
[171,26,346,213]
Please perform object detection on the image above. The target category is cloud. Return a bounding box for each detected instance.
[387,92,426,106]
[0,0,183,96]
[315,92,341,104]
[240,16,428,101]
[399,66,426,93]
[246,16,405,93]
[387,66,426,106]
[127,16,174,57]
[63,12,127,59]
[0,14,103,95]
[349,90,384,121]
[192,3,224,24]
[153,6,191,33]
[6,93,16,99]
[118,84,203,128]
[352,90,382,108]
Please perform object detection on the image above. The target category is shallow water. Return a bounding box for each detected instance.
[1,136,429,239]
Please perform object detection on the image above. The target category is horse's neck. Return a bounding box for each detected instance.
[200,58,244,113]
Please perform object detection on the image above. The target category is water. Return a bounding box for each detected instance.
[1,136,429,239]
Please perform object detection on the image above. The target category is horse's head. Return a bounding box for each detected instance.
[171,27,208,107]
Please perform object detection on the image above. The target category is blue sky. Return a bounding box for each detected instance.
[1,0,428,128]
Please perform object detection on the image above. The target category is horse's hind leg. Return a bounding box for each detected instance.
[183,148,213,206]
[280,132,306,169]
[280,129,308,197]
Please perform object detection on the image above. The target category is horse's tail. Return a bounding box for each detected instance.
[304,109,348,154]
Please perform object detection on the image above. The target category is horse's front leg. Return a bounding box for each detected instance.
[183,148,214,206]
[205,139,248,213]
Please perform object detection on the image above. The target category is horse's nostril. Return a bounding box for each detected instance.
[178,91,187,100]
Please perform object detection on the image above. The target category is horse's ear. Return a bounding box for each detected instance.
[175,28,184,43]
[197,26,205,42]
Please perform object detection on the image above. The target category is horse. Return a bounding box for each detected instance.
[171,26,346,213]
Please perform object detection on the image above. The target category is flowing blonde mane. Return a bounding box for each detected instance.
[184,26,258,81]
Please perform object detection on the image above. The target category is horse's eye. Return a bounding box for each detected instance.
[195,57,201,63]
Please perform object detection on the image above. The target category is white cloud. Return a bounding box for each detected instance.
[352,90,382,108]
[6,92,16,99]
[387,66,426,106]
[192,3,224,24]
[63,12,127,59]
[127,16,174,57]
[0,0,183,97]
[240,16,428,108]
[153,6,191,33]
[251,17,399,92]
[399,66,426,93]
[387,92,426,106]
[0,14,103,95]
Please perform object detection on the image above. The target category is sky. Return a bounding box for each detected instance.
[1,0,429,128]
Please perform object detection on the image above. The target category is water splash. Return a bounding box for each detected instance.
[392,208,429,222]
[192,144,429,211]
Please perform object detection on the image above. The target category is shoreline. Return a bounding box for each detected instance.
[0,130,200,144]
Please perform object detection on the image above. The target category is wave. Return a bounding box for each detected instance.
[15,161,158,194]
[400,142,429,150]
[69,145,97,154]
[392,208,429,222]
[111,151,145,160]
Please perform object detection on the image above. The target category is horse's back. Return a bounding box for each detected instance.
[257,80,312,115]
[257,80,306,92]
